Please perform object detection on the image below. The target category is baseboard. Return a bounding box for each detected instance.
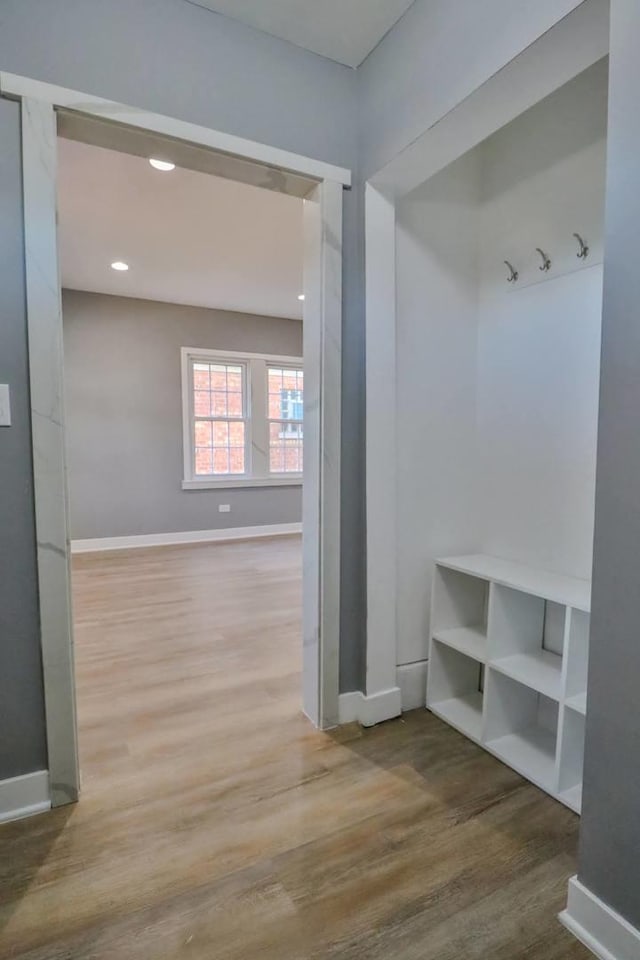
[0,770,50,824]
[559,876,640,960]
[397,660,428,711]
[338,687,402,727]
[71,522,303,554]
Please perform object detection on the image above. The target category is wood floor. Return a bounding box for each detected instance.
[0,536,590,959]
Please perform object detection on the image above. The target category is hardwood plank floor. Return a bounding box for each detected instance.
[0,537,589,959]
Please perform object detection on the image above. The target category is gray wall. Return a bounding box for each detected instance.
[63,290,302,540]
[0,98,48,778]
[0,0,365,700]
[357,0,589,177]
[579,0,640,929]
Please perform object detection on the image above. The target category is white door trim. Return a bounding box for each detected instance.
[10,77,345,810]
[0,72,350,188]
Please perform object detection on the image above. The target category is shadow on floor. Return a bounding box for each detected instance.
[0,802,76,933]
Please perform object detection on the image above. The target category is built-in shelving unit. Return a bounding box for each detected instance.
[427,554,590,813]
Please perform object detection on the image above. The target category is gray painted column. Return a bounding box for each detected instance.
[579,0,640,929]
[0,96,48,779]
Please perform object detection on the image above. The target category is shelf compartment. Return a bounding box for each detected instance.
[485,670,559,793]
[430,692,484,742]
[431,565,489,635]
[565,691,587,716]
[427,640,485,742]
[488,726,558,792]
[491,649,562,701]
[432,625,487,662]
[558,706,585,813]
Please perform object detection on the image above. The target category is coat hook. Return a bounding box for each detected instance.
[573,233,589,260]
[536,247,551,272]
[504,260,519,283]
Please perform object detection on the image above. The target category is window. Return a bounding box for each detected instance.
[268,367,304,474]
[182,348,303,488]
[192,361,247,477]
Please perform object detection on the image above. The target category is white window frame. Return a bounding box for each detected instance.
[181,347,304,489]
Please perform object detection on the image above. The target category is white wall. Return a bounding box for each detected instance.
[394,60,607,667]
[395,153,481,666]
[477,59,607,579]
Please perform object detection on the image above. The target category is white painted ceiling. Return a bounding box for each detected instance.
[186,0,415,67]
[57,138,304,320]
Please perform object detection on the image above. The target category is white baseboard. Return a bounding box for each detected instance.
[71,522,302,554]
[0,770,50,824]
[559,876,640,960]
[338,687,402,727]
[338,663,429,728]
[397,660,428,711]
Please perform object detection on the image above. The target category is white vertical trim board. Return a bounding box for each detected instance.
[0,771,50,824]
[301,180,342,730]
[21,97,80,808]
[71,523,303,554]
[397,661,429,711]
[365,184,399,699]
[560,877,640,960]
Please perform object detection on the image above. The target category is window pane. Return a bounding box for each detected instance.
[192,360,245,421]
[193,418,245,476]
[193,364,210,390]
[227,392,243,417]
[269,421,303,474]
[213,448,230,474]
[195,447,213,475]
[212,392,229,416]
[194,421,212,447]
[212,421,229,447]
[268,366,303,474]
[194,391,211,417]
[227,368,242,390]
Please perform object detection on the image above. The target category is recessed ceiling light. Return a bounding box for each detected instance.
[111,261,129,272]
[149,158,176,172]
[298,294,305,301]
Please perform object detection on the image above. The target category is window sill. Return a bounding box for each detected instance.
[182,476,303,491]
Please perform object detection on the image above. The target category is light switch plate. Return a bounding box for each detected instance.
[0,385,11,426]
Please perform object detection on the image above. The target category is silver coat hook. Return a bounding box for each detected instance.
[504,260,519,283]
[536,247,551,272]
[573,233,589,260]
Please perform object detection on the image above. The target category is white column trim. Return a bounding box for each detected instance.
[302,180,342,729]
[365,183,400,705]
[22,98,80,807]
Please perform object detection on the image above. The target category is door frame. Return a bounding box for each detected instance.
[0,72,348,807]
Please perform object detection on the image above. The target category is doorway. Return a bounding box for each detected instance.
[57,129,311,800]
[6,74,347,809]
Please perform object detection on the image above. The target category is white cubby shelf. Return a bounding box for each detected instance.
[427,554,590,813]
